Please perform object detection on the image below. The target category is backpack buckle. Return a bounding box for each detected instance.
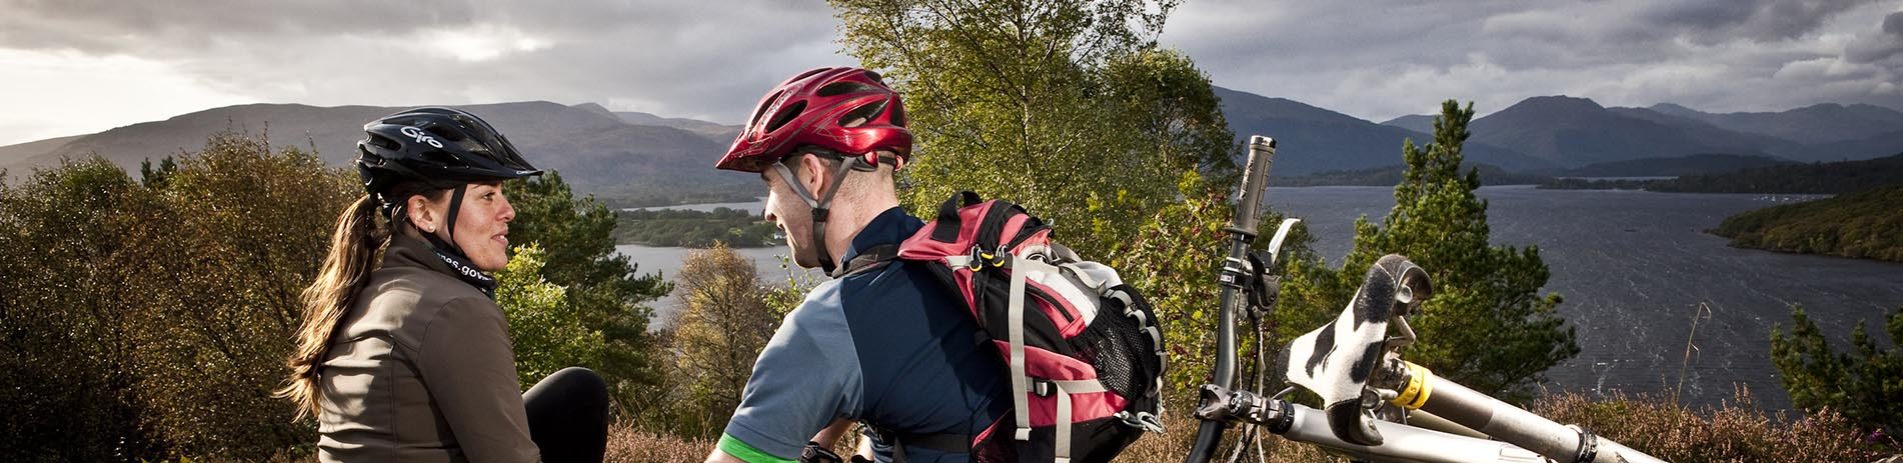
[1115,411,1166,433]
[968,245,988,270]
[1032,378,1056,397]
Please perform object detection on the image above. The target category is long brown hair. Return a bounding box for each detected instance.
[277,194,388,420]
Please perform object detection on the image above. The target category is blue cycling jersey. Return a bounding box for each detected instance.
[721,207,1009,463]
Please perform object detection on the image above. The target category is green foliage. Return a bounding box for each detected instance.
[591,180,761,209]
[133,134,353,458]
[1281,163,1553,187]
[140,156,178,189]
[0,157,168,462]
[0,132,355,461]
[651,244,791,438]
[1709,185,1903,262]
[831,0,1234,258]
[1770,305,1903,434]
[0,134,676,460]
[1107,171,1322,403]
[1278,101,1578,401]
[615,207,779,248]
[498,244,608,387]
[505,171,672,418]
[1650,153,1903,194]
[831,0,1290,409]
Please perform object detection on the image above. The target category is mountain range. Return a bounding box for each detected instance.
[0,101,755,204]
[4,87,1901,198]
[1385,96,1903,167]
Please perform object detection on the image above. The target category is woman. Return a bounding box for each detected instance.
[278,107,608,463]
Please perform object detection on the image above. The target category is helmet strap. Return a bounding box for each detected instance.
[771,154,865,276]
[414,184,497,297]
[442,184,466,246]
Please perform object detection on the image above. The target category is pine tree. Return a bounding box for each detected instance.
[1280,101,1577,401]
[1771,305,1903,434]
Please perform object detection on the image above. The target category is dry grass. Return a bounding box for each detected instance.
[1532,387,1896,463]
[606,421,716,462]
[604,389,1900,463]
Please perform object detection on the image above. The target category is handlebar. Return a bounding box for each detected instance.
[1184,136,1279,463]
[1181,134,1666,463]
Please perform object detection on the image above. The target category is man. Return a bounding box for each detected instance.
[704,67,1011,463]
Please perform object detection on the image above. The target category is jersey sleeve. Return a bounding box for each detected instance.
[720,284,865,461]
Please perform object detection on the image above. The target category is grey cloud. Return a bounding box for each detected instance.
[0,0,843,123]
[1647,0,1877,44]
[1163,0,1903,120]
[1846,11,1903,62]
[4,0,1901,135]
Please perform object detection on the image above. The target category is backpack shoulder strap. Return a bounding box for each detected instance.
[836,243,902,278]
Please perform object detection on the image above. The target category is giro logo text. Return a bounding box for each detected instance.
[400,126,445,149]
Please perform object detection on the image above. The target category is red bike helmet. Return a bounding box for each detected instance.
[715,67,912,172]
[718,67,912,276]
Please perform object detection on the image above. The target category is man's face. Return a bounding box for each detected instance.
[762,165,820,268]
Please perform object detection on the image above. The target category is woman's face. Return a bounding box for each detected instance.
[412,181,517,271]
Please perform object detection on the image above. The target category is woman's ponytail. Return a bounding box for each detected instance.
[277,194,387,420]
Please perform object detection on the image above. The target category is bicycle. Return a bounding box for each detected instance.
[1180,136,1667,463]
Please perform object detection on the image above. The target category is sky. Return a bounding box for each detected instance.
[1,0,1899,146]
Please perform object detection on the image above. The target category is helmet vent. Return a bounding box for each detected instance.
[748,90,785,130]
[765,100,807,133]
[838,99,888,128]
[817,81,877,97]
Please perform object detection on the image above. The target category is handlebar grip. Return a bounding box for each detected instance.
[1229,136,1276,235]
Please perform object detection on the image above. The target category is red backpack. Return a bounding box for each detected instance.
[846,192,1166,463]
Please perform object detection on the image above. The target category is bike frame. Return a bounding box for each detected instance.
[1183,135,1666,463]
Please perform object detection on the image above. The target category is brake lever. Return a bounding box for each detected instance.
[1246,251,1280,314]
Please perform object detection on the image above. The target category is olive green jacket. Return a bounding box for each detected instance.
[316,235,538,463]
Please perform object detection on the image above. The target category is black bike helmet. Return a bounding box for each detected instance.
[356,106,542,196]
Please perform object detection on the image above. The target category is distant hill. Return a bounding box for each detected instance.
[1214,87,1553,175]
[10,92,1901,201]
[1652,153,1903,194]
[1709,185,1903,262]
[1648,102,1903,145]
[1468,96,1791,167]
[1276,163,1552,187]
[0,102,757,205]
[1379,114,1436,134]
[1554,153,1795,177]
[612,111,741,146]
[1792,129,1903,163]
[0,135,82,171]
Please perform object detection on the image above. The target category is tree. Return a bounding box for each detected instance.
[829,0,1291,407]
[1771,305,1903,435]
[1112,171,1320,399]
[140,156,177,189]
[0,157,168,462]
[131,133,353,458]
[831,0,1235,258]
[663,244,783,437]
[505,171,672,417]
[0,133,356,461]
[498,244,609,387]
[1278,101,1577,401]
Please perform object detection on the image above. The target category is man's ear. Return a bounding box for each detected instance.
[799,155,831,197]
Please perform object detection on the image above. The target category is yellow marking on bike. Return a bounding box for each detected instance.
[1391,361,1433,410]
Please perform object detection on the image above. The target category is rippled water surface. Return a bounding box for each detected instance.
[618,186,1903,411]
